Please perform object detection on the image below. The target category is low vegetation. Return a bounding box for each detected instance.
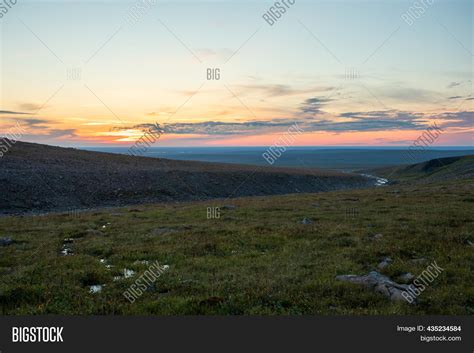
[0,178,472,315]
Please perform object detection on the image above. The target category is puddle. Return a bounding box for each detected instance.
[89,285,103,294]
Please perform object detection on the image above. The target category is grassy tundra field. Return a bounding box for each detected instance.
[0,177,472,315]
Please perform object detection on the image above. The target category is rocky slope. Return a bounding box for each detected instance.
[0,140,374,214]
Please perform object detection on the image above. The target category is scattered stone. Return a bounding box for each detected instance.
[123,269,135,278]
[301,217,313,225]
[398,273,415,283]
[336,271,413,303]
[89,285,103,294]
[133,260,149,265]
[114,268,136,281]
[410,258,427,264]
[60,246,73,256]
[222,205,236,210]
[60,238,74,256]
[0,237,13,247]
[378,257,393,269]
[99,258,113,269]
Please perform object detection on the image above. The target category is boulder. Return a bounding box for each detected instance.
[336,271,414,303]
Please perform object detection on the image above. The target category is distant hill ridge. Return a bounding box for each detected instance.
[0,140,373,214]
[369,155,474,182]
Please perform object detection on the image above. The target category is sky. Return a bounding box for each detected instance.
[0,0,472,147]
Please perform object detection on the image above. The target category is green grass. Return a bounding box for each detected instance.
[0,179,473,315]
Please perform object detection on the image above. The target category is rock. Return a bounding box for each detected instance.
[133,260,149,265]
[410,258,427,264]
[377,257,393,269]
[89,285,103,294]
[398,273,415,283]
[336,271,414,304]
[301,217,313,225]
[372,233,383,240]
[60,247,73,256]
[0,237,13,247]
[465,240,474,247]
[222,205,236,210]
[123,269,135,278]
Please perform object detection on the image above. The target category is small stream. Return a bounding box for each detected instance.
[360,174,389,186]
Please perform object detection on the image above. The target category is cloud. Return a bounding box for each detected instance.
[19,103,43,111]
[447,81,461,88]
[122,120,298,136]
[0,110,31,115]
[47,129,77,138]
[112,109,473,136]
[20,118,50,127]
[237,84,335,98]
[300,97,333,115]
[447,95,472,100]
[194,48,234,62]
[435,111,474,129]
